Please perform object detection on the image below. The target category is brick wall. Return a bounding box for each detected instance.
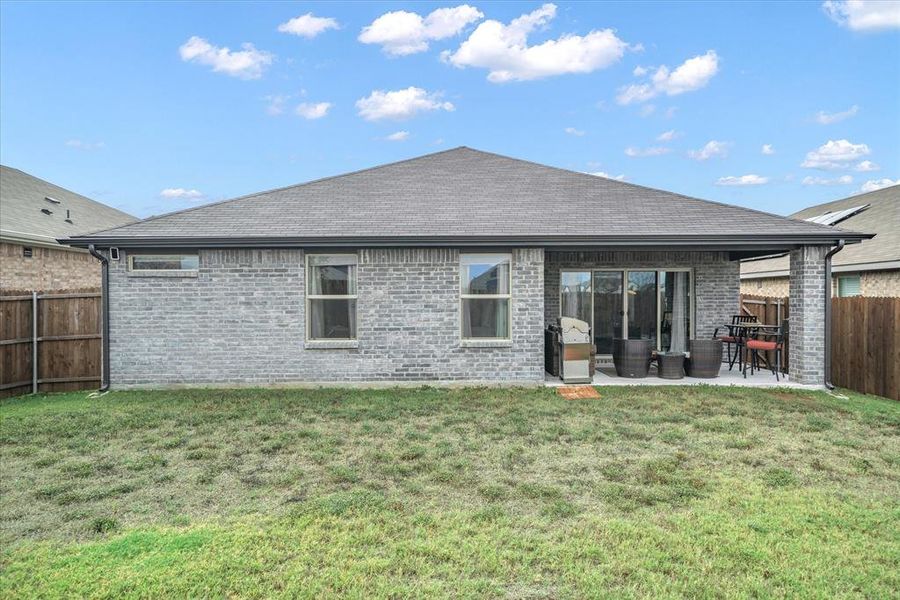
[741,269,900,298]
[740,277,790,298]
[108,247,545,387]
[788,245,828,385]
[0,242,100,292]
[544,250,740,344]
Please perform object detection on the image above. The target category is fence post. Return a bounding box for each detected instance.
[32,291,38,394]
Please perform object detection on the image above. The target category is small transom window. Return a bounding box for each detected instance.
[128,254,199,272]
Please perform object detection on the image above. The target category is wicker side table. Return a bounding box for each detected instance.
[657,352,685,379]
[685,339,723,378]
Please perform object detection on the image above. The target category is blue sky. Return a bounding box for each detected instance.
[1,1,898,219]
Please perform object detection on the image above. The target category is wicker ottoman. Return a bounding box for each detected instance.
[685,339,723,378]
[612,338,653,378]
[657,352,685,379]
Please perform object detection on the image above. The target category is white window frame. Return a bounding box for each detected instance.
[558,268,694,355]
[305,253,359,342]
[127,253,199,273]
[460,253,513,341]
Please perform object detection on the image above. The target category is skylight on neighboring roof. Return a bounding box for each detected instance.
[804,204,869,226]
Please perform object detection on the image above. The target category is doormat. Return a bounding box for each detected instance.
[557,386,601,400]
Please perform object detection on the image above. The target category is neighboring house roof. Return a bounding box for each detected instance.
[742,185,899,278]
[63,147,870,251]
[1,165,137,249]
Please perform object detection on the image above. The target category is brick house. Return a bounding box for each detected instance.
[1,165,136,292]
[62,148,870,387]
[741,185,898,298]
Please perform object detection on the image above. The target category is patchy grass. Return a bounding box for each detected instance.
[1,386,898,598]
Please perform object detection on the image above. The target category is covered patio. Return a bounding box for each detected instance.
[545,363,817,390]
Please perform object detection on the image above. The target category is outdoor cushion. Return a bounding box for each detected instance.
[746,340,779,351]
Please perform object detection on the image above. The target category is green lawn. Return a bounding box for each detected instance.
[1,386,898,598]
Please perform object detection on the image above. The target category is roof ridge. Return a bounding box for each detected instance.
[92,147,473,236]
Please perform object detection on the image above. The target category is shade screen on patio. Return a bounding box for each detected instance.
[659,271,690,352]
[627,271,657,344]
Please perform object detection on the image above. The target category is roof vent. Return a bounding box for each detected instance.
[41,208,53,215]
[65,209,73,224]
[44,196,61,204]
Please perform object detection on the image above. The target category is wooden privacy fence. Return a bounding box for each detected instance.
[740,294,790,373]
[741,293,899,401]
[0,291,101,399]
[831,296,899,401]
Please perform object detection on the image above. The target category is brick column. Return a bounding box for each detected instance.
[788,245,828,385]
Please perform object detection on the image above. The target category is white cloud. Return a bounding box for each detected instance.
[688,140,730,161]
[179,36,273,79]
[160,188,204,200]
[278,13,339,38]
[565,127,586,137]
[801,175,854,185]
[442,3,629,82]
[656,129,680,142]
[663,106,678,119]
[823,1,900,31]
[632,65,647,76]
[860,178,899,192]
[855,160,880,171]
[617,50,719,104]
[587,171,626,181]
[715,174,769,186]
[761,144,775,155]
[801,139,870,169]
[624,146,671,157]
[814,104,859,124]
[588,171,627,181]
[264,94,289,116]
[638,104,656,117]
[359,5,483,56]
[385,131,410,141]
[295,102,332,119]
[65,139,105,150]
[356,87,454,121]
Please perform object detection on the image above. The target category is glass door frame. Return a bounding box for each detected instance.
[558,267,695,357]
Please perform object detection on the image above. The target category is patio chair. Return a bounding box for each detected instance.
[713,315,758,372]
[744,319,788,381]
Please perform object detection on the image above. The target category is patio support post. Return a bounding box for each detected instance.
[788,245,829,385]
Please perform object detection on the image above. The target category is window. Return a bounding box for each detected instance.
[460,253,511,340]
[838,275,861,297]
[307,254,357,340]
[128,254,198,271]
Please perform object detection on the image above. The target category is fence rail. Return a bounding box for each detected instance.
[0,291,101,399]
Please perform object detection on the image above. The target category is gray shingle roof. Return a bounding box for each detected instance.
[64,147,869,248]
[1,165,136,247]
[742,184,899,276]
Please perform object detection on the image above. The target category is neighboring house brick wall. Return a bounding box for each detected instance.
[740,269,900,298]
[740,277,790,298]
[544,250,740,344]
[788,245,828,385]
[108,247,545,387]
[0,241,100,292]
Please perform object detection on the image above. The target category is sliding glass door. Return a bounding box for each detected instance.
[592,272,623,355]
[559,269,692,356]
